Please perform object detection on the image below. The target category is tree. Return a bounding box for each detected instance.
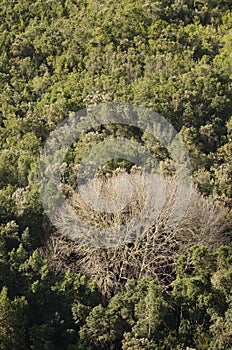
[0,287,28,350]
[43,171,230,297]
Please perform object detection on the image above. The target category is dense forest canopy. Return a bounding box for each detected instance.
[0,0,231,349]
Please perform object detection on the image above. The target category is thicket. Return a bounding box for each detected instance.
[0,0,231,349]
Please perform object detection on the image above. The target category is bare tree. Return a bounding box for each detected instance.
[40,170,231,298]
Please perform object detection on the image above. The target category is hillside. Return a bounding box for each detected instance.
[0,0,231,349]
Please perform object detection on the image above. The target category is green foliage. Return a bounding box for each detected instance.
[0,0,231,349]
[0,0,231,202]
[0,287,28,350]
[0,225,101,349]
[0,210,231,349]
[76,246,232,349]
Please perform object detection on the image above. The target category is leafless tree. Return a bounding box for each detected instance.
[40,170,231,298]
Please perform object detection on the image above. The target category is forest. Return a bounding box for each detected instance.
[0,0,232,349]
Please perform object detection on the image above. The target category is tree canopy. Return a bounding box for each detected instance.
[0,0,231,349]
